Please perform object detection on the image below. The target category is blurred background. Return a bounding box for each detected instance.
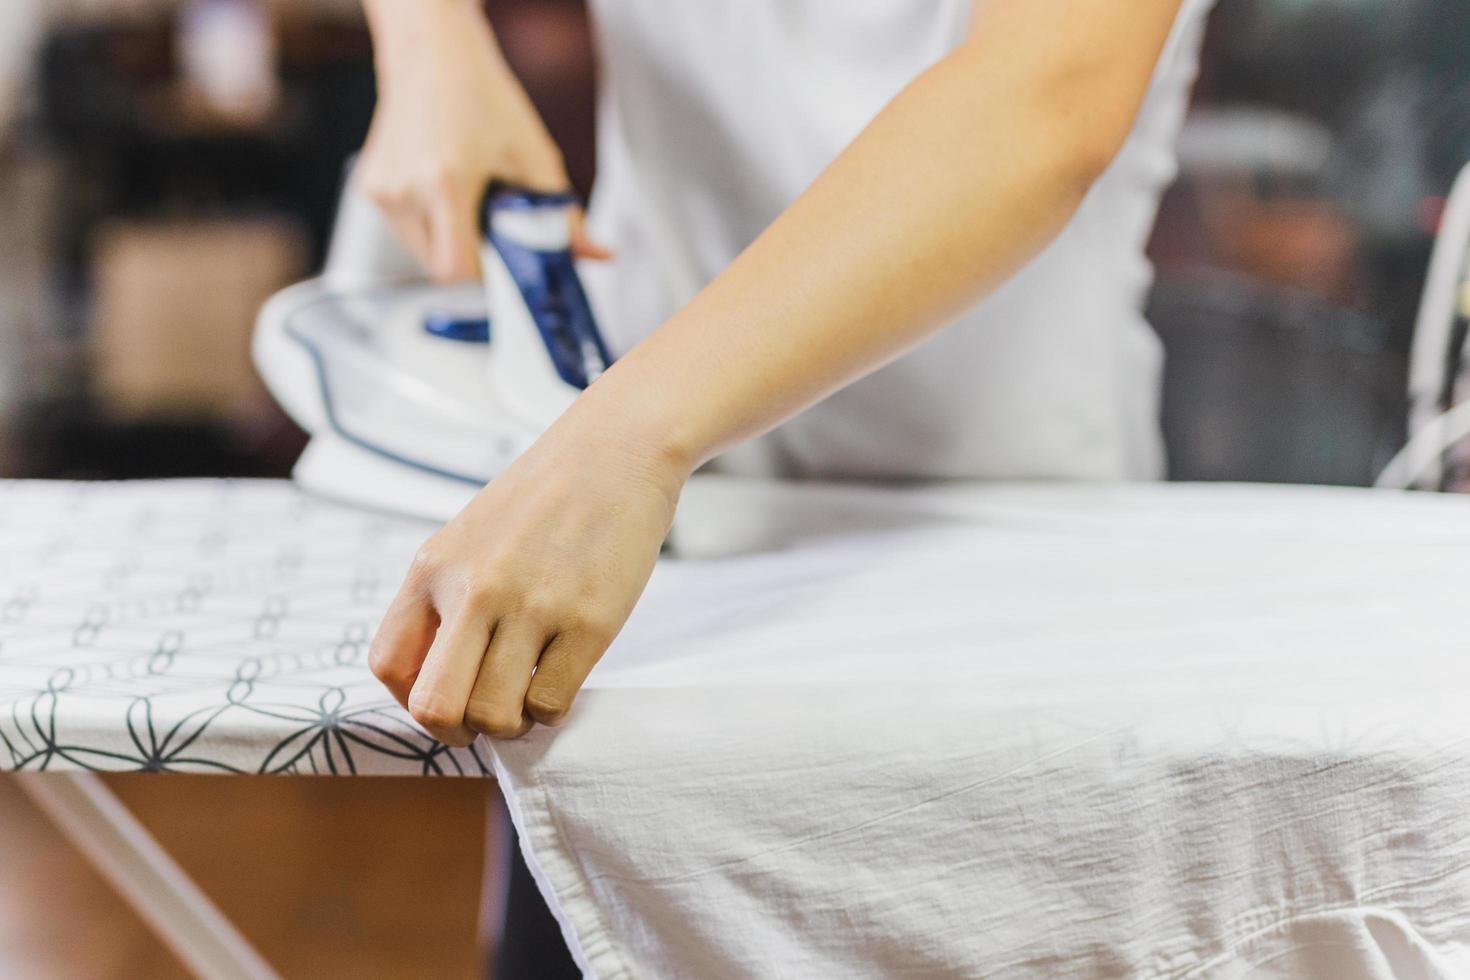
[1,0,1470,975]
[0,0,1468,488]
[0,0,598,486]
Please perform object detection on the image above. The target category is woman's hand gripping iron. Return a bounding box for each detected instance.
[252,180,613,521]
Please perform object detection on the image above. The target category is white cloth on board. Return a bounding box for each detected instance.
[493,476,1470,979]
[11,478,1470,977]
[580,0,1214,482]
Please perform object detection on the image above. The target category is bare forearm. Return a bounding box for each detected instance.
[363,0,504,91]
[580,0,1184,473]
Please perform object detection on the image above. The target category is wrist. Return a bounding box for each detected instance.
[364,0,502,93]
[560,369,700,505]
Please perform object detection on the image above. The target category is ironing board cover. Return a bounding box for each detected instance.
[0,479,483,776]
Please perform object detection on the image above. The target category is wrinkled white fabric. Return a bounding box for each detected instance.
[580,0,1213,481]
[493,478,1470,979]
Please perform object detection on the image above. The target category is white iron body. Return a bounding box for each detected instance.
[253,180,610,521]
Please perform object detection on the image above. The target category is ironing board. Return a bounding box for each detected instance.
[8,477,1470,978]
[0,479,476,979]
[0,479,480,778]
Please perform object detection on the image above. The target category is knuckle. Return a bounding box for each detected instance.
[525,689,570,725]
[465,700,523,739]
[408,696,460,732]
[518,590,566,625]
[463,583,501,614]
[571,608,620,643]
[367,642,404,685]
[407,543,443,582]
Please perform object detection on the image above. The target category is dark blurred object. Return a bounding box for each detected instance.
[1145,0,1470,487]
[1152,272,1405,486]
[1164,106,1366,303]
[488,0,598,198]
[36,8,376,284]
[1200,1,1470,198]
[19,6,380,480]
[13,406,305,480]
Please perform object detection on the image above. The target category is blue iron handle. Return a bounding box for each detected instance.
[482,182,613,389]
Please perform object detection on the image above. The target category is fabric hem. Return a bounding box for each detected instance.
[491,750,635,979]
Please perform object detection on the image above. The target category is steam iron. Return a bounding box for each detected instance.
[253,179,613,521]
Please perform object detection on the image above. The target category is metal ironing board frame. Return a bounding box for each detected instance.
[14,772,282,980]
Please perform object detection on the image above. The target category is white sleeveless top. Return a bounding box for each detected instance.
[580,0,1213,481]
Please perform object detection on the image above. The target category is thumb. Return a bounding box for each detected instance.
[569,206,614,261]
[425,182,484,283]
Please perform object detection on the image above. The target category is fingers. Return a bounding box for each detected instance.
[360,170,480,283]
[569,207,614,261]
[368,587,440,711]
[525,627,609,727]
[464,619,547,739]
[427,182,484,282]
[406,610,492,747]
[365,171,606,277]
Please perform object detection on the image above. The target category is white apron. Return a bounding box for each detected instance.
[580,0,1214,480]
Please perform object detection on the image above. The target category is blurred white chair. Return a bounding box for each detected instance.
[1377,161,1470,489]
